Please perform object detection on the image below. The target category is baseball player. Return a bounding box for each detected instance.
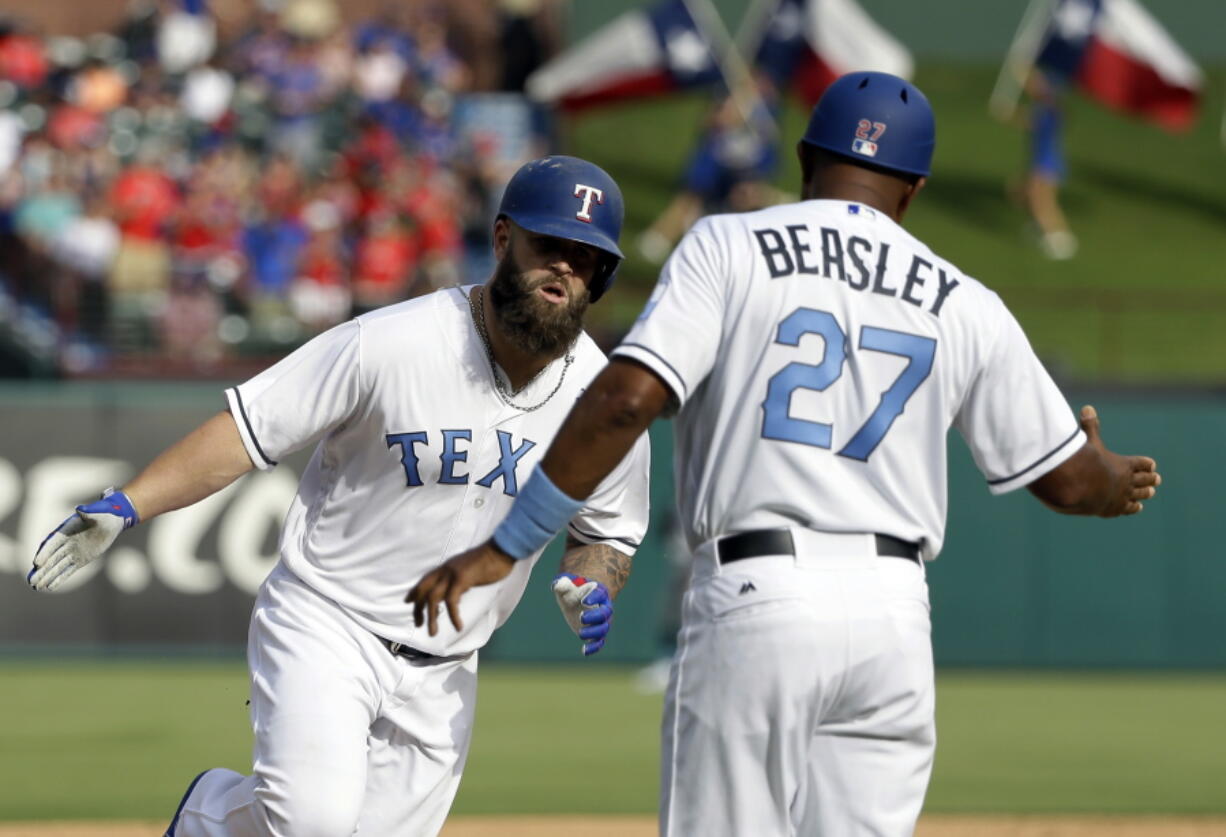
[28,156,650,837]
[410,74,1161,836]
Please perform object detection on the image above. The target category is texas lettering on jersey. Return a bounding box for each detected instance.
[752,222,960,317]
[385,429,537,496]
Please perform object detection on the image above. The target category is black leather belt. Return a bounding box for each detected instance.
[377,636,443,661]
[715,529,921,565]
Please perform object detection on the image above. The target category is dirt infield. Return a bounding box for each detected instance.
[3,816,1226,836]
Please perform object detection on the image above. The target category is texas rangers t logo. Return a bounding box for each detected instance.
[573,184,604,223]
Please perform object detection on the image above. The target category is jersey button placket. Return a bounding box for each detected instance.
[455,419,501,551]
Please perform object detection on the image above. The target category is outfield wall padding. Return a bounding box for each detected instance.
[0,383,1221,666]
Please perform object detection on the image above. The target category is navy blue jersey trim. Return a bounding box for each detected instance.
[616,343,687,400]
[232,388,277,468]
[567,521,642,551]
[987,426,1081,486]
[165,769,210,836]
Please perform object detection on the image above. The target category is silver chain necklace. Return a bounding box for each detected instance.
[467,285,574,412]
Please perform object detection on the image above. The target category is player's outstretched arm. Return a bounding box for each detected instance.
[1028,405,1161,517]
[29,411,255,592]
[552,536,632,656]
[121,410,256,520]
[408,359,673,635]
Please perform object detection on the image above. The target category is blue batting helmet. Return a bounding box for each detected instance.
[497,155,625,303]
[801,71,935,178]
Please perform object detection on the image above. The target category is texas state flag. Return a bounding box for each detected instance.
[525,0,722,111]
[1035,0,1201,131]
[749,0,913,106]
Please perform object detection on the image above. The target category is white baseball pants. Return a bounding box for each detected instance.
[169,563,478,837]
[660,531,936,837]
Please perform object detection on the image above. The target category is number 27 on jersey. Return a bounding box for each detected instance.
[761,307,936,462]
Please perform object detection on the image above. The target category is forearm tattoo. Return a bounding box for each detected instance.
[561,535,632,598]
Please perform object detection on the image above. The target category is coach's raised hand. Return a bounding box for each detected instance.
[407,542,515,635]
[1028,405,1162,518]
[29,488,139,592]
[1078,404,1161,516]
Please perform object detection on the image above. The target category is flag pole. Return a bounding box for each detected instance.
[734,0,781,53]
[681,0,779,137]
[989,0,1057,122]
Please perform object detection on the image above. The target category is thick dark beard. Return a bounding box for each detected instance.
[486,252,590,357]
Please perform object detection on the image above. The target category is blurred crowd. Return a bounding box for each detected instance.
[0,0,560,375]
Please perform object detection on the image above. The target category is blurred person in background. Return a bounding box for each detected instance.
[289,195,350,332]
[52,191,119,346]
[12,162,79,256]
[496,0,561,93]
[0,19,50,92]
[155,0,216,76]
[352,30,409,106]
[179,53,236,133]
[412,10,468,95]
[350,206,417,315]
[638,78,781,264]
[230,6,291,83]
[66,56,128,115]
[160,260,223,364]
[240,183,308,339]
[12,163,81,333]
[266,36,327,168]
[406,168,462,293]
[107,143,179,349]
[1015,67,1078,260]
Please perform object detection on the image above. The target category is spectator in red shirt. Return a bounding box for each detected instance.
[351,208,417,315]
[107,151,180,348]
[0,29,48,90]
[290,198,350,332]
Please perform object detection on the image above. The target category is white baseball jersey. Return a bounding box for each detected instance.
[614,199,1083,559]
[225,285,650,655]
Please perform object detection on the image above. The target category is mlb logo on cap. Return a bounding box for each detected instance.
[851,138,879,158]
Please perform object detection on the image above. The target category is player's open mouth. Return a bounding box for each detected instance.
[535,283,568,305]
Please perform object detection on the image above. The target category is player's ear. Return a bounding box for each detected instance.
[492,217,513,261]
[796,141,815,193]
[897,176,926,220]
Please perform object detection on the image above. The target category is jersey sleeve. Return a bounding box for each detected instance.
[611,217,728,406]
[954,299,1085,494]
[225,320,363,470]
[566,430,651,557]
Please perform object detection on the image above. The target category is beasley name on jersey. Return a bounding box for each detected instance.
[750,204,961,319]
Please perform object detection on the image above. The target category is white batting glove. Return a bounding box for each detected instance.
[28,489,139,592]
[551,573,613,656]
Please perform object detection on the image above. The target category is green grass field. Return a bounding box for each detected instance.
[569,64,1226,385]
[2,662,1224,821]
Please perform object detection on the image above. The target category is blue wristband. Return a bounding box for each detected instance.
[492,468,583,560]
[80,488,140,529]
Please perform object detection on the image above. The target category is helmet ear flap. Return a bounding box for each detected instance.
[589,254,619,303]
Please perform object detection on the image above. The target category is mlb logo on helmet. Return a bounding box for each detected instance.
[851,138,879,158]
[573,184,604,223]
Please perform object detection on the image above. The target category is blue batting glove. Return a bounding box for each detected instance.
[551,572,614,656]
[29,488,139,592]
